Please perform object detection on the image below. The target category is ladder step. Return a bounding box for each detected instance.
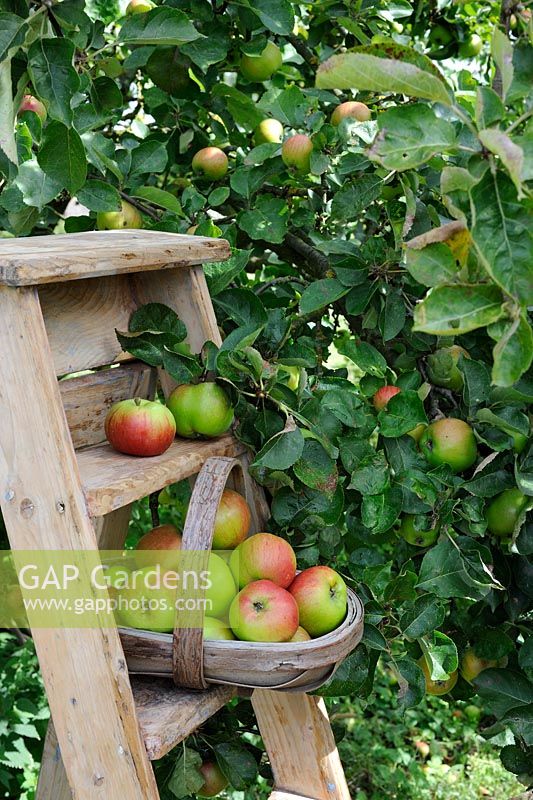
[131,676,236,760]
[78,435,246,516]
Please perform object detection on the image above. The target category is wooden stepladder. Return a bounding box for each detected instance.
[0,231,351,800]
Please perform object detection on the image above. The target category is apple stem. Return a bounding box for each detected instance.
[134,397,142,406]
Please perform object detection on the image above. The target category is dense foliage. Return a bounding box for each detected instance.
[1,0,532,795]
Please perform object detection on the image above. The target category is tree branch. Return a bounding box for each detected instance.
[119,189,160,221]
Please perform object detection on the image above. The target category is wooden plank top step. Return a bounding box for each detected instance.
[0,231,230,286]
[78,434,246,516]
[131,676,236,760]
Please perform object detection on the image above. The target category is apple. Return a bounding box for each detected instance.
[96,200,143,230]
[198,760,228,797]
[414,740,430,758]
[428,23,454,48]
[105,398,176,456]
[399,515,438,547]
[331,101,371,125]
[19,94,47,123]
[240,41,282,82]
[126,0,154,13]
[290,625,311,642]
[204,552,237,618]
[459,33,482,57]
[212,489,251,550]
[407,423,427,443]
[192,147,228,180]
[229,532,296,589]
[167,382,234,438]
[288,566,347,637]
[418,656,458,696]
[460,647,507,683]
[135,524,182,570]
[419,418,477,473]
[511,430,528,454]
[203,616,235,641]
[254,118,283,145]
[373,385,401,411]
[464,704,482,721]
[427,345,470,392]
[229,579,299,642]
[486,487,528,537]
[281,134,313,174]
[115,566,176,632]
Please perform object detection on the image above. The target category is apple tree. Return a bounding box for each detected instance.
[0,0,532,794]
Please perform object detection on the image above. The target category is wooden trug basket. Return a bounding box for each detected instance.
[120,456,364,692]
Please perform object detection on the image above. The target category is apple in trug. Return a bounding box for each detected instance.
[254,118,283,145]
[331,101,371,125]
[229,579,299,642]
[198,760,228,797]
[419,418,477,473]
[19,94,47,123]
[204,552,237,619]
[240,41,282,82]
[460,647,507,683]
[96,199,143,230]
[229,532,296,589]
[126,0,154,13]
[192,147,228,180]
[281,134,313,174]
[486,487,528,537]
[373,385,401,411]
[290,625,311,642]
[427,345,470,392]
[203,616,235,641]
[167,382,234,438]
[115,567,176,632]
[105,398,176,456]
[289,566,347,637]
[212,489,251,550]
[418,656,458,696]
[399,515,438,547]
[135,524,182,570]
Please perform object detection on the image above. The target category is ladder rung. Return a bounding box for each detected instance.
[0,231,230,286]
[77,435,246,516]
[131,676,236,760]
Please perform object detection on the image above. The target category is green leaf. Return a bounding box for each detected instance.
[349,448,390,495]
[0,12,27,62]
[15,159,63,208]
[293,438,338,493]
[471,171,533,307]
[131,186,181,214]
[500,744,533,779]
[129,302,187,339]
[37,122,86,194]
[253,426,305,470]
[271,484,344,528]
[492,315,533,387]
[404,242,459,287]
[417,539,490,600]
[28,38,80,127]
[215,288,267,329]
[475,86,505,129]
[396,657,425,708]
[118,7,202,46]
[462,357,491,408]
[181,29,230,71]
[237,195,288,244]
[299,278,350,315]
[331,175,382,220]
[413,284,504,335]
[77,179,121,212]
[491,29,513,101]
[337,337,388,377]
[129,140,168,179]
[213,742,258,790]
[378,389,427,438]
[167,746,204,797]
[475,669,533,717]
[205,249,250,296]
[316,646,370,696]
[316,44,452,106]
[369,104,455,171]
[479,128,525,197]
[248,0,294,34]
[361,486,403,533]
[421,630,458,680]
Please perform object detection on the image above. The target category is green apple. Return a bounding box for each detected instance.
[204,552,237,619]
[240,41,282,82]
[203,616,235,641]
[407,423,427,443]
[191,147,228,180]
[281,134,313,174]
[198,760,228,797]
[96,200,143,230]
[290,625,311,642]
[419,418,477,473]
[166,382,234,438]
[115,567,176,632]
[126,0,154,13]
[254,118,283,145]
[418,655,458,696]
[460,647,507,683]
[459,33,482,57]
[486,487,528,537]
[464,704,482,721]
[331,101,371,125]
[399,515,438,547]
[288,566,347,637]
[427,345,470,392]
